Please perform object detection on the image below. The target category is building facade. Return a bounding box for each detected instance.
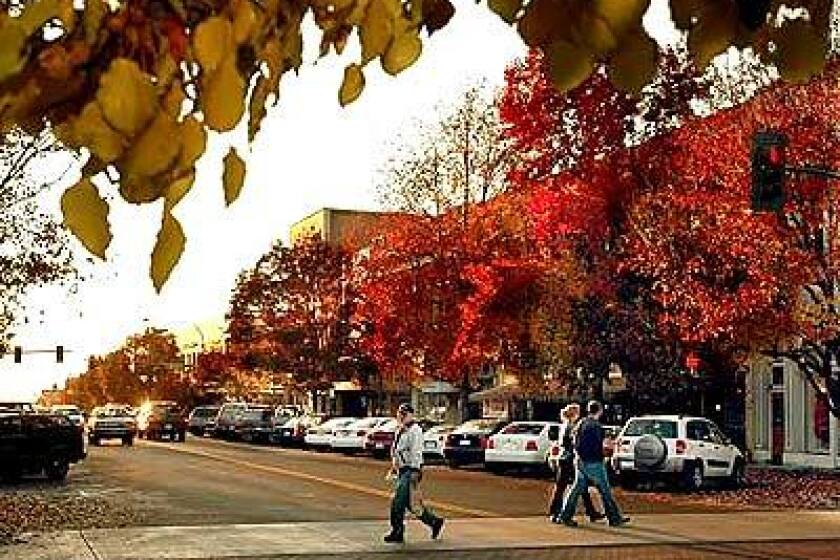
[289,208,391,248]
[746,356,839,469]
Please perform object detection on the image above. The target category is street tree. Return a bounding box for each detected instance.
[0,129,75,348]
[0,0,834,289]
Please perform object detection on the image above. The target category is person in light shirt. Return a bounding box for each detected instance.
[383,403,445,544]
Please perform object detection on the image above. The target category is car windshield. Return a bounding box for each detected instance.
[242,409,272,421]
[195,408,219,417]
[501,423,546,435]
[379,419,399,431]
[427,425,455,435]
[458,420,498,432]
[354,418,385,429]
[624,419,678,439]
[95,407,131,417]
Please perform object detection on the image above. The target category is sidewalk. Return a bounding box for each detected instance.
[5,511,840,560]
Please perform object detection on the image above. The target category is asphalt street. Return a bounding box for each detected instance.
[79,435,740,527]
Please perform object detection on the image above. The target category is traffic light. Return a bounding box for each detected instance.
[14,346,22,363]
[751,130,788,212]
[56,345,64,363]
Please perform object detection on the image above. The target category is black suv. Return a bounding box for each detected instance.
[0,410,86,482]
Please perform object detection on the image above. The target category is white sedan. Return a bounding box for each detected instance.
[331,417,391,452]
[423,424,456,460]
[485,421,563,473]
[304,417,358,448]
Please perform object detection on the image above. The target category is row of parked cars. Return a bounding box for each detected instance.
[191,404,747,491]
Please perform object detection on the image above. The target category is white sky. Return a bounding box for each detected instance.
[0,1,677,401]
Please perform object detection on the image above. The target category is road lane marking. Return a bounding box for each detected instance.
[139,440,500,518]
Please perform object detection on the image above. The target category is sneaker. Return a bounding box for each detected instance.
[383,532,404,544]
[609,516,631,527]
[589,513,606,523]
[556,518,578,528]
[431,518,445,540]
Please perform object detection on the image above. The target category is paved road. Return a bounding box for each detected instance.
[79,435,746,527]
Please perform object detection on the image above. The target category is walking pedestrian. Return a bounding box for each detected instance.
[383,403,445,544]
[556,400,630,528]
[547,403,605,523]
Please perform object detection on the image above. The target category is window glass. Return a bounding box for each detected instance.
[501,423,545,436]
[547,425,560,441]
[624,419,678,439]
[686,421,711,442]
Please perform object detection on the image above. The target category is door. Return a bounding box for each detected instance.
[709,423,738,475]
[771,392,785,465]
[703,421,731,477]
[686,420,712,473]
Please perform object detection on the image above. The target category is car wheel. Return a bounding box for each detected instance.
[485,463,503,475]
[45,456,70,481]
[446,458,461,469]
[728,459,746,489]
[123,436,134,447]
[682,461,704,492]
[89,437,100,447]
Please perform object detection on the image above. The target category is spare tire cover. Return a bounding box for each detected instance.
[634,434,667,468]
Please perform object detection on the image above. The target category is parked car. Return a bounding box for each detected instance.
[87,404,136,446]
[50,404,85,427]
[188,406,220,436]
[136,401,187,442]
[485,421,562,473]
[0,410,86,482]
[332,417,392,453]
[423,424,456,461]
[234,407,275,443]
[213,403,249,439]
[365,418,401,458]
[275,414,327,447]
[443,419,508,468]
[0,402,36,413]
[304,417,358,449]
[612,415,746,491]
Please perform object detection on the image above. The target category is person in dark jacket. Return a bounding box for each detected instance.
[548,404,604,523]
[557,400,630,528]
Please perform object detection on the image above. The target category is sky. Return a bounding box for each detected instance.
[0,1,678,401]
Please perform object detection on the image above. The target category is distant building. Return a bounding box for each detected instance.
[289,208,392,248]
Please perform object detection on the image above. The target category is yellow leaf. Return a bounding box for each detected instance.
[382,32,422,75]
[0,24,27,82]
[572,11,617,55]
[120,112,181,177]
[164,171,196,210]
[177,117,207,169]
[544,40,594,92]
[71,103,125,163]
[593,0,649,36]
[488,0,521,24]
[95,58,157,137]
[232,0,258,44]
[119,173,167,204]
[84,0,108,44]
[162,80,186,118]
[339,64,365,106]
[773,21,827,82]
[17,0,63,34]
[61,178,112,259]
[361,0,396,64]
[249,75,271,142]
[686,3,738,69]
[151,210,186,292]
[608,29,657,93]
[223,147,246,206]
[518,0,569,47]
[203,54,245,132]
[193,16,233,73]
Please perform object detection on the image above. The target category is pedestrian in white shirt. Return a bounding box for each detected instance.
[383,403,445,544]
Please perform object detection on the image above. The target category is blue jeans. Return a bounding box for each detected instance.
[390,468,440,535]
[559,461,623,523]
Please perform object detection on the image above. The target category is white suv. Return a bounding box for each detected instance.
[611,415,745,491]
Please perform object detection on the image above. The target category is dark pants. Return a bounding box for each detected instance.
[548,461,600,518]
[560,461,623,524]
[390,468,441,535]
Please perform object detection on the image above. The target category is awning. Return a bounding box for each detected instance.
[420,381,459,394]
[468,384,567,403]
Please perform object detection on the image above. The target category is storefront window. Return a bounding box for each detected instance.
[807,386,830,453]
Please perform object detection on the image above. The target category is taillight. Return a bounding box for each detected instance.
[675,439,687,455]
[551,446,560,456]
[526,440,538,452]
[486,438,494,449]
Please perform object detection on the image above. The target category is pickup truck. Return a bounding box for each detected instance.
[87,404,137,446]
[0,410,86,482]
